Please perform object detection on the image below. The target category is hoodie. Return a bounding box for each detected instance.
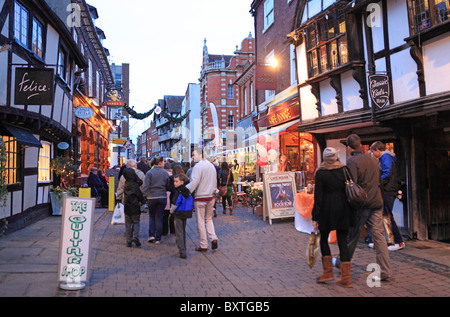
[170,185,194,219]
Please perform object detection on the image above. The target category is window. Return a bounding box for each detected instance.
[228,115,234,129]
[408,0,449,33]
[2,136,20,185]
[88,59,94,97]
[58,48,67,81]
[244,87,248,116]
[32,18,43,58]
[38,142,51,182]
[305,9,348,77]
[264,0,274,30]
[228,84,234,99]
[14,2,29,47]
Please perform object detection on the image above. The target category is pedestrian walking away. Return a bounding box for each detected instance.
[369,141,405,251]
[312,147,355,287]
[186,150,219,252]
[170,174,194,259]
[335,134,391,281]
[219,161,234,215]
[142,156,171,245]
[121,167,146,247]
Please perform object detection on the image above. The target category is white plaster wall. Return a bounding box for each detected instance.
[23,175,37,211]
[341,71,364,111]
[320,79,338,116]
[390,49,420,103]
[423,33,450,95]
[387,0,410,49]
[300,85,318,120]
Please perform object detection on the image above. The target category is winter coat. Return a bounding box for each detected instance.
[142,166,170,199]
[379,150,400,197]
[122,168,145,216]
[312,167,355,231]
[346,149,383,209]
[171,185,194,219]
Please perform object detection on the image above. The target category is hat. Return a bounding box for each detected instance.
[323,147,338,163]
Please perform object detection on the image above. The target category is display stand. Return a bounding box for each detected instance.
[262,172,296,225]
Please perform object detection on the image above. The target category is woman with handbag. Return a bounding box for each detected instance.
[312,148,355,287]
[218,162,233,215]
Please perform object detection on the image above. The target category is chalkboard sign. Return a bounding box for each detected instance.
[15,68,54,105]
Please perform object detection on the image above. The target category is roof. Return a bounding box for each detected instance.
[208,54,233,68]
[164,95,184,113]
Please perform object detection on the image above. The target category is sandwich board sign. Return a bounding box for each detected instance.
[57,197,95,290]
[263,172,297,225]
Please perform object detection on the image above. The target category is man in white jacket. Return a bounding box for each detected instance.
[186,150,219,252]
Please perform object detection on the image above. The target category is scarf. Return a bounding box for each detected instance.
[317,160,345,171]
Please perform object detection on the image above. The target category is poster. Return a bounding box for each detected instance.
[263,172,296,225]
[57,197,95,290]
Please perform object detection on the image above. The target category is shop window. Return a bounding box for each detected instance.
[38,142,51,182]
[408,0,450,33]
[1,136,22,185]
[305,9,348,77]
[14,1,29,47]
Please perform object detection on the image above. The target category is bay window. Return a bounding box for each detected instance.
[408,0,449,33]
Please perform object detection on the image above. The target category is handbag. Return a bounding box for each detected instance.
[343,167,367,209]
[307,228,320,269]
[219,170,231,197]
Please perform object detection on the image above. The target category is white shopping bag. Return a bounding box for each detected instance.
[111,203,125,225]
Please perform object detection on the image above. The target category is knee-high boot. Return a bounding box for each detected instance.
[317,256,334,283]
[336,262,352,288]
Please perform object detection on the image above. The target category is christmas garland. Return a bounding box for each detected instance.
[123,104,190,123]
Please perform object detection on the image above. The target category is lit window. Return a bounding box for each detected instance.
[408,0,449,33]
[38,142,51,182]
[32,18,43,58]
[1,136,19,185]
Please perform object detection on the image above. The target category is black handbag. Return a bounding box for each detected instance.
[343,167,367,209]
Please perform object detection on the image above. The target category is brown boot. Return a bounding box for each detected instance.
[229,206,233,216]
[336,262,352,288]
[317,256,334,283]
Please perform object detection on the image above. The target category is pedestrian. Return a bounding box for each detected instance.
[170,174,194,259]
[369,141,405,251]
[163,162,175,235]
[116,160,145,203]
[121,168,146,247]
[186,150,219,252]
[87,167,108,207]
[219,162,234,215]
[137,156,150,174]
[142,156,171,245]
[335,134,391,282]
[312,148,355,287]
[186,162,196,179]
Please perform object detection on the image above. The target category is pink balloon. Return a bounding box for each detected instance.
[257,135,266,146]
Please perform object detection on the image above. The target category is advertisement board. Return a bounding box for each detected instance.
[263,172,296,225]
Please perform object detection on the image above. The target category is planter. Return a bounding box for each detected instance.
[50,191,68,216]
[256,205,263,216]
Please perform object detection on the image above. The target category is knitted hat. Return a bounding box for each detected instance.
[323,147,338,163]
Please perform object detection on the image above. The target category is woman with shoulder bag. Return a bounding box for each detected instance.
[312,148,355,288]
[219,162,233,215]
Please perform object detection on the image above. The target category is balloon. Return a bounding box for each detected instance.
[257,135,266,146]
[265,142,272,152]
[271,138,279,149]
[258,147,268,158]
[257,158,267,167]
[268,149,278,161]
[265,135,272,143]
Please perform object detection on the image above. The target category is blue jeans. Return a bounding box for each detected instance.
[147,198,166,241]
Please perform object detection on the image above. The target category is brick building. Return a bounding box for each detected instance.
[199,35,255,159]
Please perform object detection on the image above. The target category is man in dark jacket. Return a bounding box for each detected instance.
[137,157,150,174]
[87,167,108,207]
[336,134,391,281]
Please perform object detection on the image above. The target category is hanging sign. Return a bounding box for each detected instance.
[368,74,390,109]
[255,65,276,91]
[104,88,125,106]
[14,68,54,105]
[263,172,297,225]
[57,197,95,290]
[74,107,95,119]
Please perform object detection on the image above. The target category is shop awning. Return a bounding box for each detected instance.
[4,125,42,148]
[249,119,300,141]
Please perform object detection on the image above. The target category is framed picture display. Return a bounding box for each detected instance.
[263,172,296,225]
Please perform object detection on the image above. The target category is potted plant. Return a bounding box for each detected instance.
[50,156,79,215]
[245,182,264,216]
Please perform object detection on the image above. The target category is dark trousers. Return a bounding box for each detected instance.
[163,210,175,235]
[147,198,166,241]
[125,214,140,243]
[175,217,187,256]
[320,229,350,262]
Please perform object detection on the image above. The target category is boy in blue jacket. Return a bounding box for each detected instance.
[170,174,194,258]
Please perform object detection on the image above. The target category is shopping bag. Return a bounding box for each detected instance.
[111,203,125,225]
[307,229,320,269]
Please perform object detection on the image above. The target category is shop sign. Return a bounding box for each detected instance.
[255,65,276,90]
[58,197,95,290]
[257,97,299,129]
[368,74,390,109]
[112,138,127,145]
[14,68,54,105]
[263,172,297,225]
[74,107,95,119]
[103,88,125,106]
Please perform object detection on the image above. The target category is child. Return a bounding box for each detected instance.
[170,174,194,258]
[122,168,146,247]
